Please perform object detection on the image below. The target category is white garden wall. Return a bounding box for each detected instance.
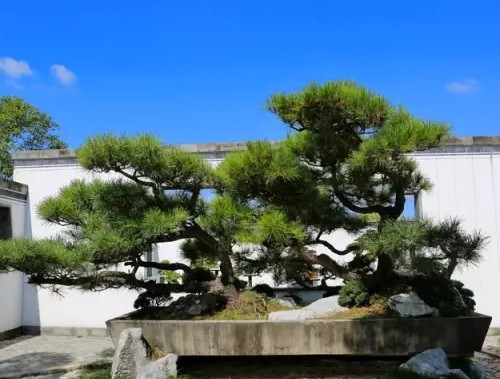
[414,152,500,324]
[0,184,28,336]
[13,165,140,329]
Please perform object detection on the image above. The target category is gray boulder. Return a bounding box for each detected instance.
[276,297,297,308]
[389,292,439,318]
[269,295,346,321]
[163,293,224,319]
[448,369,471,379]
[399,348,450,377]
[268,308,313,321]
[400,348,488,379]
[470,362,487,379]
[136,353,178,379]
[111,328,149,378]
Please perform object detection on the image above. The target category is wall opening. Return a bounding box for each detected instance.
[402,193,420,220]
[0,206,12,240]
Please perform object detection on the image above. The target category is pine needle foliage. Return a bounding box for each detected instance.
[0,81,486,317]
[218,80,485,315]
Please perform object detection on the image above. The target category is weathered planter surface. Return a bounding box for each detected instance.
[106,312,491,357]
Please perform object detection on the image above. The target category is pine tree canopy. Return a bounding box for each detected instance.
[0,81,486,316]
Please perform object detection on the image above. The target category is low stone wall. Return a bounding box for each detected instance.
[0,326,22,341]
[22,326,108,337]
[107,314,491,357]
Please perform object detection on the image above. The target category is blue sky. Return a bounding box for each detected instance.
[1,1,499,148]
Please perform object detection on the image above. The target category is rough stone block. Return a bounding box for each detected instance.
[111,328,149,378]
[136,354,178,379]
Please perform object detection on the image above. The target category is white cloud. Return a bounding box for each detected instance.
[445,79,478,94]
[0,57,33,79]
[50,64,76,86]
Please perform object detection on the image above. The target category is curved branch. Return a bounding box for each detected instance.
[113,166,158,189]
[392,185,406,218]
[125,260,193,273]
[298,248,350,279]
[28,271,187,293]
[189,187,201,211]
[334,190,386,214]
[335,187,405,219]
[306,238,359,256]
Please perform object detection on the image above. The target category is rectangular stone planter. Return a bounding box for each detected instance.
[106,312,491,356]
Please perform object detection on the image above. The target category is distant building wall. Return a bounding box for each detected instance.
[11,137,500,329]
[0,180,28,337]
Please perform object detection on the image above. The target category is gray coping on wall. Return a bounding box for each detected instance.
[22,325,109,337]
[11,136,500,168]
[0,179,28,201]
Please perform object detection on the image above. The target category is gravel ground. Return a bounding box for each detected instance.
[473,335,500,378]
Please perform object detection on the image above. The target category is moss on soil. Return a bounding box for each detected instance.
[323,303,398,320]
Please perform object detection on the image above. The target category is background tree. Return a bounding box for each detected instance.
[0,96,66,178]
[217,81,486,316]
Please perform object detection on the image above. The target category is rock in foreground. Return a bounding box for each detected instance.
[112,327,177,378]
[399,348,487,379]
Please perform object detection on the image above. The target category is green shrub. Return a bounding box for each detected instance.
[234,278,247,290]
[184,266,215,282]
[338,280,369,308]
[133,287,172,309]
[252,284,275,297]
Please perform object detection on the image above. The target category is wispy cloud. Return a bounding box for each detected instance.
[0,57,33,79]
[50,64,76,86]
[445,79,478,94]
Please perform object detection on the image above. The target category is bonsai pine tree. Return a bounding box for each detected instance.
[0,81,486,318]
[217,81,486,316]
[0,134,303,313]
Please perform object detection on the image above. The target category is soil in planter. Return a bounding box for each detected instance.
[321,303,399,320]
[195,291,300,320]
[120,291,299,321]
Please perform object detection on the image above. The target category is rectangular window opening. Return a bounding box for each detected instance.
[0,206,12,240]
[402,193,420,220]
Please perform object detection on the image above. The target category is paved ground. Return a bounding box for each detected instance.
[0,336,113,379]
[0,334,499,378]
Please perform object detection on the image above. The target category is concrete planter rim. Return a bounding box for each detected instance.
[107,311,491,324]
[106,312,492,356]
